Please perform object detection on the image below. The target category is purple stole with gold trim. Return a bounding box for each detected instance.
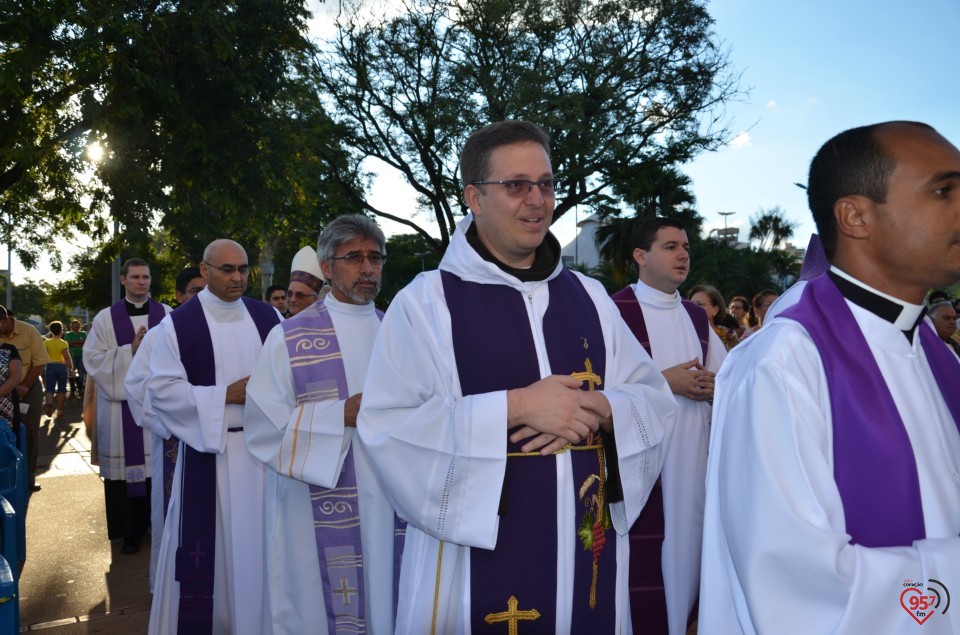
[611,285,709,634]
[781,275,960,547]
[442,268,617,633]
[281,300,385,635]
[109,298,166,497]
[171,296,279,634]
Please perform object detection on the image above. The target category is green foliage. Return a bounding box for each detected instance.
[748,205,798,251]
[377,233,442,308]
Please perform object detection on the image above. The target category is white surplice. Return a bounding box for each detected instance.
[700,294,960,634]
[244,294,398,635]
[85,299,171,479]
[357,215,678,635]
[146,289,276,635]
[629,280,726,635]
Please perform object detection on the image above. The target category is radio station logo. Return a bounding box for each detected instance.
[900,579,950,625]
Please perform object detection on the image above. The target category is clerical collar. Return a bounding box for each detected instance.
[124,297,150,316]
[465,222,561,282]
[828,267,926,340]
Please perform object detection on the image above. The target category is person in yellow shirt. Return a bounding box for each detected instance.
[43,321,73,420]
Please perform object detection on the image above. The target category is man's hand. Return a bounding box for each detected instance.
[131,326,148,355]
[225,376,249,404]
[662,358,715,401]
[507,375,604,455]
[344,393,362,428]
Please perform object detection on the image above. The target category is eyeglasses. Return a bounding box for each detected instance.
[203,261,250,275]
[328,253,386,267]
[286,290,318,300]
[470,178,562,197]
[186,286,205,295]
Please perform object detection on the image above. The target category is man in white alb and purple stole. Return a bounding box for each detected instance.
[245,215,402,635]
[359,121,677,634]
[85,257,171,555]
[699,121,960,634]
[146,240,281,635]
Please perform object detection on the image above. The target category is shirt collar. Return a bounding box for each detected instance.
[828,267,926,339]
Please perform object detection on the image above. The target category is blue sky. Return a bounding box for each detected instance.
[681,0,960,248]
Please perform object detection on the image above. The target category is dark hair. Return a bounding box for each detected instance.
[928,289,950,306]
[807,121,934,259]
[48,320,63,336]
[459,121,551,187]
[689,284,728,326]
[175,265,202,293]
[633,217,687,251]
[0,304,8,320]
[747,289,779,327]
[121,257,150,276]
[265,284,285,299]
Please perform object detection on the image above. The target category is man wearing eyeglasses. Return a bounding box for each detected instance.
[85,257,172,556]
[358,120,677,633]
[286,245,324,317]
[246,214,400,634]
[144,240,281,634]
[124,264,204,591]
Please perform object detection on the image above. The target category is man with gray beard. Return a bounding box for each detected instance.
[245,214,400,634]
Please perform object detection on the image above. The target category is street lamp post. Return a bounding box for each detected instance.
[718,211,735,245]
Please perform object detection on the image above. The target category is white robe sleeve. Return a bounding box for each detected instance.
[145,318,229,453]
[124,327,172,440]
[701,324,960,634]
[84,308,132,402]
[244,324,351,486]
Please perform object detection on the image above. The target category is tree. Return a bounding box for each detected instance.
[748,206,798,251]
[312,0,741,253]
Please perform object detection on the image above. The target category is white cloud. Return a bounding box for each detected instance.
[731,132,752,148]
[766,100,778,108]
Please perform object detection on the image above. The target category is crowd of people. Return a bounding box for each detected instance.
[3,118,959,634]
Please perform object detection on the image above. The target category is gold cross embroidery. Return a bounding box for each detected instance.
[334,577,357,605]
[570,357,602,391]
[484,596,540,635]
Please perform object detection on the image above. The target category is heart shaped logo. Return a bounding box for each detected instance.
[900,588,934,625]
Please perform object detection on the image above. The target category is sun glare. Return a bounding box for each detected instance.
[87,141,104,163]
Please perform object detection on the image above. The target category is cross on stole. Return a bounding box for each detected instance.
[570,357,601,391]
[334,576,357,605]
[484,595,541,635]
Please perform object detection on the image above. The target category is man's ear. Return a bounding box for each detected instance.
[631,247,645,268]
[464,184,482,216]
[834,195,872,241]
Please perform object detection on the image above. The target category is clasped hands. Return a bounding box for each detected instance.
[507,375,612,456]
[662,358,715,402]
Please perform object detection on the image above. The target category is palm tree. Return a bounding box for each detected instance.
[749,206,798,251]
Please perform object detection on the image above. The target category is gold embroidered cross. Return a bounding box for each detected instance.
[484,596,540,635]
[334,577,357,605]
[570,357,602,391]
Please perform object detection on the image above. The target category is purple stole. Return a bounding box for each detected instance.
[170,296,279,634]
[281,300,385,635]
[442,268,617,633]
[109,298,167,497]
[780,275,960,547]
[611,285,709,634]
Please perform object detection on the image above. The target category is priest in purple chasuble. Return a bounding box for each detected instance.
[612,216,727,635]
[145,240,282,635]
[700,121,960,634]
[245,215,401,635]
[358,121,678,634]
[124,265,205,591]
[84,257,172,555]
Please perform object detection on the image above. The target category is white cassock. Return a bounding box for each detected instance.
[146,289,274,635]
[124,325,173,592]
[700,298,960,634]
[629,280,726,635]
[85,300,171,480]
[244,294,397,635]
[358,215,677,634]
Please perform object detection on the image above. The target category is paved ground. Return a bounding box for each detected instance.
[18,394,152,633]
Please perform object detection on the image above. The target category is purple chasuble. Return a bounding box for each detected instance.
[611,285,709,634]
[780,275,960,547]
[109,298,167,497]
[170,296,279,634]
[442,269,617,633]
[281,300,385,635]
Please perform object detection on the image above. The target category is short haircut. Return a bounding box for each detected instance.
[175,265,202,293]
[48,320,63,336]
[316,214,386,263]
[929,300,956,315]
[633,217,687,251]
[806,121,934,259]
[265,284,285,299]
[459,121,551,187]
[121,257,150,276]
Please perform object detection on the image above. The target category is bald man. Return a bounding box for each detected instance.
[145,240,282,634]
